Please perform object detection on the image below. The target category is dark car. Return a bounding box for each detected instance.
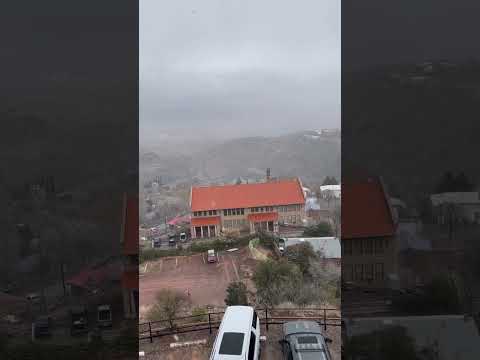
[34,316,53,337]
[279,321,333,360]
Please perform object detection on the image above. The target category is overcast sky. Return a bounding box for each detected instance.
[140,0,340,143]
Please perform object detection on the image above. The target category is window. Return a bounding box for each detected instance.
[354,239,363,255]
[354,264,363,281]
[224,210,227,216]
[365,264,374,280]
[375,263,384,280]
[374,238,384,254]
[241,208,244,215]
[365,239,373,255]
[252,311,257,329]
[219,332,244,355]
[247,331,256,360]
[343,240,352,255]
[343,265,353,281]
[227,209,231,216]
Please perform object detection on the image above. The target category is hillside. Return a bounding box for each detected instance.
[140,130,340,186]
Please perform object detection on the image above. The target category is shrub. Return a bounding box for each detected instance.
[191,307,208,323]
[302,222,333,237]
[146,289,189,329]
[225,282,249,306]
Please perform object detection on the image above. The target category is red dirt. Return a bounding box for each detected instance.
[140,250,252,318]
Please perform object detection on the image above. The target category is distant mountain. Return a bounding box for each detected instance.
[141,130,340,185]
[343,60,480,203]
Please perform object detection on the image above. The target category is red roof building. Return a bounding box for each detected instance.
[190,178,305,238]
[341,177,399,288]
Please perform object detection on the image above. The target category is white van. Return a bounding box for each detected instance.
[210,306,260,360]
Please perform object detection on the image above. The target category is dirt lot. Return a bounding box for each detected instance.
[139,322,341,360]
[139,248,257,319]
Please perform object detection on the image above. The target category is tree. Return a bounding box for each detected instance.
[284,242,317,275]
[225,282,248,306]
[252,260,301,307]
[146,289,189,329]
[302,222,333,237]
[322,176,339,186]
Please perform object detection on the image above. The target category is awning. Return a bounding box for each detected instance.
[247,212,278,222]
[191,216,221,227]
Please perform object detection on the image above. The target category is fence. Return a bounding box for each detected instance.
[139,307,341,343]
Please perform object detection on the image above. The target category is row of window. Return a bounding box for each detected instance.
[193,210,218,217]
[342,238,387,256]
[278,204,302,212]
[194,204,302,218]
[224,219,248,228]
[343,263,384,281]
[224,208,245,216]
[279,215,301,224]
[250,206,274,213]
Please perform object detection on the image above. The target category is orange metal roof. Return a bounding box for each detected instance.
[248,212,279,222]
[123,196,138,255]
[191,216,221,227]
[342,177,396,239]
[191,178,305,211]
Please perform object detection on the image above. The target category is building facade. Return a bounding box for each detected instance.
[121,195,139,320]
[190,178,306,238]
[342,177,398,288]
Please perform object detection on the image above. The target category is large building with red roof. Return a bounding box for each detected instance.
[189,178,306,238]
[342,176,399,287]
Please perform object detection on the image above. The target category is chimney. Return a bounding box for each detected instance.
[266,168,271,182]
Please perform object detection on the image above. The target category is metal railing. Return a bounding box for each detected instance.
[139,307,341,343]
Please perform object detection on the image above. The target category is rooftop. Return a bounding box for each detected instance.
[342,177,396,239]
[190,178,305,212]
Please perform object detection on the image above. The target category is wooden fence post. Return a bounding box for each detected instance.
[265,308,269,331]
[208,313,212,334]
[148,322,153,343]
[323,309,327,331]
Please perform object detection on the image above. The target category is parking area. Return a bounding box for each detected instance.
[140,249,252,318]
[139,323,341,360]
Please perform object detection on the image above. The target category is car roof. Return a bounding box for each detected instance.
[211,306,255,359]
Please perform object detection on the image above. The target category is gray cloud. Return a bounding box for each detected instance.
[140,0,340,142]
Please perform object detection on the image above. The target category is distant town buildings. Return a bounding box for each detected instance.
[319,184,341,199]
[430,191,480,225]
[189,178,306,238]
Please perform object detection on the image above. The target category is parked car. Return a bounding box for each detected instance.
[34,316,52,337]
[97,304,112,328]
[210,306,260,360]
[279,320,333,360]
[207,249,217,263]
